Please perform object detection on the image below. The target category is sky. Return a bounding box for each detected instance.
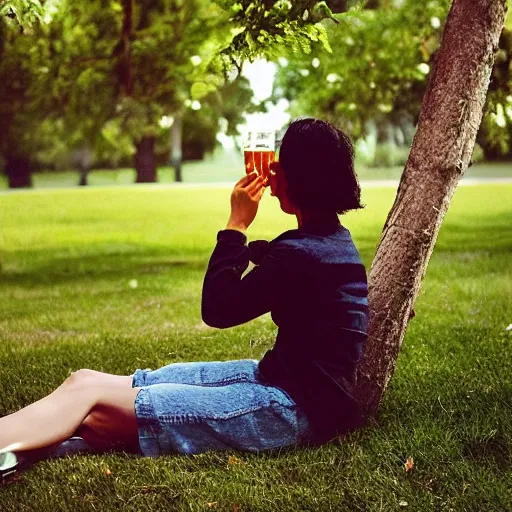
[241,59,290,131]
[217,59,290,148]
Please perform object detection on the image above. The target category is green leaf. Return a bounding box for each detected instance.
[190,81,217,100]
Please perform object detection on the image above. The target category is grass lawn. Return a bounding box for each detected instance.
[0,183,511,511]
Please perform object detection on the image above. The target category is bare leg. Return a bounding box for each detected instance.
[0,370,139,455]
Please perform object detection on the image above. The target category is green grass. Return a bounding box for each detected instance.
[0,183,511,511]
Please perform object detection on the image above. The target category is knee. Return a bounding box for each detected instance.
[63,369,101,389]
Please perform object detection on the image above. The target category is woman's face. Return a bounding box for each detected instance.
[269,161,297,215]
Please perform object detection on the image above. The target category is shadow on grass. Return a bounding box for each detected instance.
[352,213,512,273]
[0,251,207,287]
[461,428,511,468]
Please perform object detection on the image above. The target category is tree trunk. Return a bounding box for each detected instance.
[74,145,93,187]
[5,155,31,188]
[134,136,157,183]
[114,0,133,97]
[170,114,183,182]
[355,0,508,417]
[78,168,89,187]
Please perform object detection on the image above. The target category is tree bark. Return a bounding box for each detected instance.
[170,114,183,182]
[5,155,31,188]
[134,136,157,183]
[114,0,133,97]
[354,0,508,417]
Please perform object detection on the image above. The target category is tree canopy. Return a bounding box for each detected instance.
[273,0,449,136]
[0,0,258,181]
[271,0,511,159]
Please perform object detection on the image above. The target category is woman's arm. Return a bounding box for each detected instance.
[201,171,287,328]
[201,230,289,328]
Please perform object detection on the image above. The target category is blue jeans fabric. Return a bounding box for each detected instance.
[131,359,310,457]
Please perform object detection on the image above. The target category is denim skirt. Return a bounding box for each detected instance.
[131,359,310,457]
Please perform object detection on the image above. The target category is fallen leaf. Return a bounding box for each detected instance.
[104,468,112,476]
[228,455,244,466]
[233,505,240,512]
[206,503,217,508]
[399,500,408,507]
[404,457,414,473]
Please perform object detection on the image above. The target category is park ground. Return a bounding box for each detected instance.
[0,174,511,510]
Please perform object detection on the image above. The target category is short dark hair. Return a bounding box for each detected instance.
[279,118,363,215]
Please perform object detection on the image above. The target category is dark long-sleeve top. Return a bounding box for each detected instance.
[201,218,369,444]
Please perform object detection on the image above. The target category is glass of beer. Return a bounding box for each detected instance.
[242,130,276,183]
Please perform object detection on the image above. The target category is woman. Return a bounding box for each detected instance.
[0,118,368,477]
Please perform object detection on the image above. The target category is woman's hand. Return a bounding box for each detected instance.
[226,171,266,233]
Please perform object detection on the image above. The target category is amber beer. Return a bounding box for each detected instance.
[242,130,276,183]
[244,149,275,181]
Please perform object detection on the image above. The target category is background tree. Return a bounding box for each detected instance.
[272,0,451,163]
[477,24,512,160]
[0,11,54,187]
[272,0,512,163]
[111,0,236,182]
[0,0,121,187]
[47,0,121,185]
